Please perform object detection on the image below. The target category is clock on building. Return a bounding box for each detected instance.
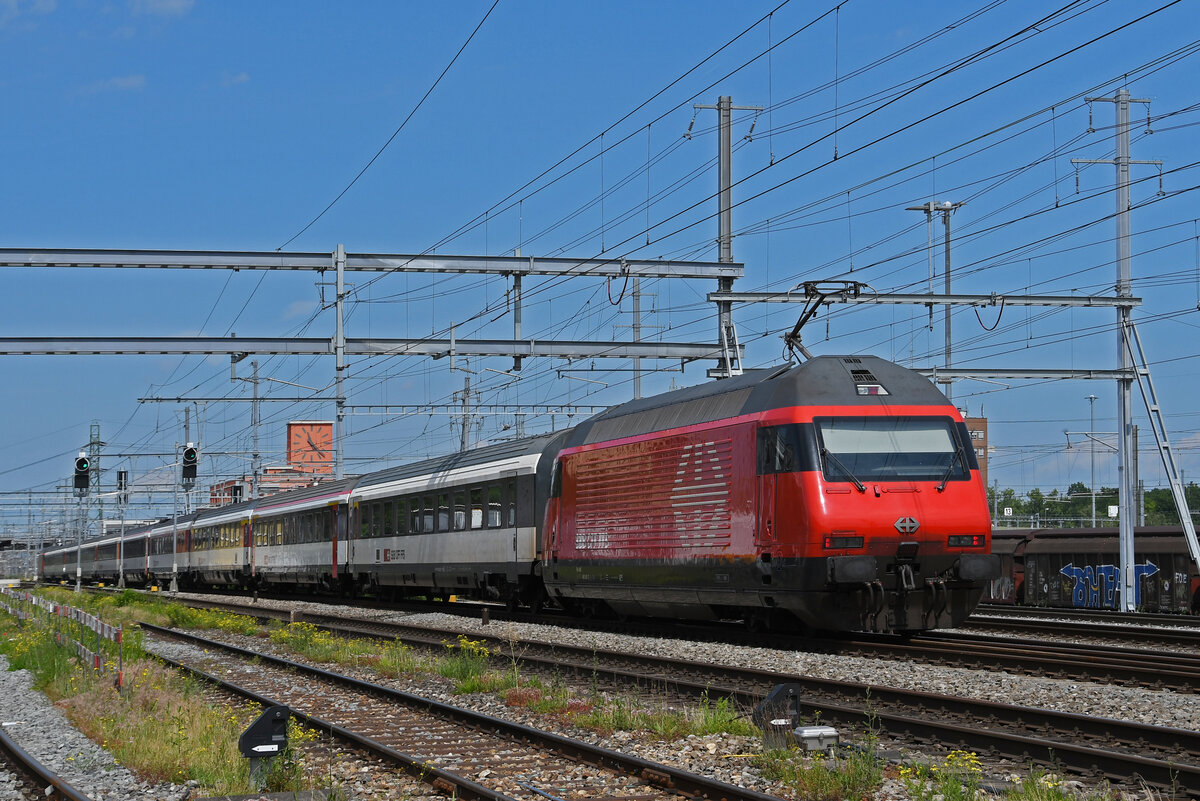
[287,421,333,473]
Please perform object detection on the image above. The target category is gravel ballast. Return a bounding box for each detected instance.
[0,654,188,801]
[5,592,1198,800]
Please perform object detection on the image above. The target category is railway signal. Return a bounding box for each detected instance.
[73,453,90,490]
[182,444,198,484]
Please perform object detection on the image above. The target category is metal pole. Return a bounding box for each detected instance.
[170,444,179,593]
[633,277,642,399]
[75,494,82,592]
[1114,89,1136,611]
[941,204,954,405]
[512,272,523,373]
[1088,394,1097,527]
[335,245,347,480]
[717,97,734,378]
[117,481,126,589]
[251,360,261,499]
[718,96,732,265]
[694,96,759,377]
[460,375,471,452]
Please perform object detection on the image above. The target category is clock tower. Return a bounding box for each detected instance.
[286,421,334,474]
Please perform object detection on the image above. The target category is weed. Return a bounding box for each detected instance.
[436,635,491,685]
[1003,766,1124,801]
[900,749,984,801]
[755,742,884,801]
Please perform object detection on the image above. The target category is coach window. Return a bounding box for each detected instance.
[453,490,467,531]
[382,501,394,537]
[422,496,432,531]
[470,488,484,529]
[487,485,503,527]
[437,493,451,532]
[409,497,422,534]
[505,480,517,527]
[322,511,333,542]
[395,499,408,535]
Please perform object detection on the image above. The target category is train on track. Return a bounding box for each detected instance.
[41,355,999,633]
[983,527,1200,612]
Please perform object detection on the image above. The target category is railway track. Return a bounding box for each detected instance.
[0,724,93,801]
[141,623,787,801]
[975,603,1200,628]
[963,609,1200,648]
[146,603,1200,797]
[174,593,1200,693]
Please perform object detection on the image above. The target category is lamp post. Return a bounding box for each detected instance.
[1087,394,1097,528]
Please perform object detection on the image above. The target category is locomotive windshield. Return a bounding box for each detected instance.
[814,416,970,483]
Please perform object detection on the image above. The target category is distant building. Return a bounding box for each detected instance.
[964,416,988,487]
[209,466,327,507]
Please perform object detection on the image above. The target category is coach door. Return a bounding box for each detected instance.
[242,520,252,579]
[332,504,348,580]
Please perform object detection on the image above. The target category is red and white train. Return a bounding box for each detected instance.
[43,355,998,633]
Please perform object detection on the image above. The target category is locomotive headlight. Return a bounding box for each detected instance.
[948,534,985,547]
[823,535,864,549]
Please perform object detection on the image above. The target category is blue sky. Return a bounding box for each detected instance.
[3,0,1200,532]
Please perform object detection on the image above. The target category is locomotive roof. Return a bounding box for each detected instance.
[354,431,569,490]
[566,355,949,447]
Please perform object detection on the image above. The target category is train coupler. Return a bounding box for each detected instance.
[860,580,886,631]
[923,578,949,627]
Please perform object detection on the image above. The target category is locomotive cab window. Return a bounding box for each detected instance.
[814,416,972,483]
[757,424,812,474]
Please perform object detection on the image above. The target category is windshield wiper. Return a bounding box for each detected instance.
[822,447,866,493]
[936,446,965,493]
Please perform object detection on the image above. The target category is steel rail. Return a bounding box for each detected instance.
[0,725,95,801]
[283,614,1200,796]
[142,623,790,801]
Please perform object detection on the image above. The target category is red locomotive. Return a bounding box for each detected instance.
[544,355,998,633]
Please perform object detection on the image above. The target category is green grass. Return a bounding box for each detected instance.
[0,594,323,796]
[1003,766,1124,801]
[505,683,758,740]
[754,737,885,801]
